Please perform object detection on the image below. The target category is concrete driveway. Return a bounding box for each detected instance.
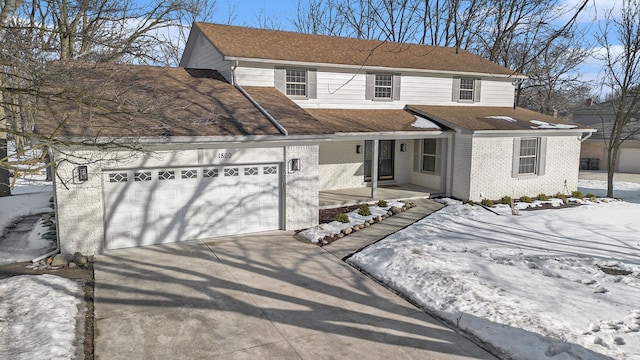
[95,232,495,359]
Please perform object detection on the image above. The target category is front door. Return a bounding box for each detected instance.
[364,140,395,181]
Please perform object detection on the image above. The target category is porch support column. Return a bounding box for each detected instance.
[371,139,379,198]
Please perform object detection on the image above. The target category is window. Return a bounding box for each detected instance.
[453,77,480,102]
[374,74,393,99]
[518,138,538,175]
[366,73,400,100]
[421,139,440,173]
[286,69,306,97]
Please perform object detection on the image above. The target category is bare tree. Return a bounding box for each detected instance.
[595,0,640,197]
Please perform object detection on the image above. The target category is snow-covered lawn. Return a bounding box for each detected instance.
[0,275,84,359]
[349,179,640,360]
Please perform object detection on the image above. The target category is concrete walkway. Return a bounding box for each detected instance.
[94,200,493,359]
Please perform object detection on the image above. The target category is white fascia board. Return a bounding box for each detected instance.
[226,56,527,80]
[472,128,597,137]
[332,131,446,140]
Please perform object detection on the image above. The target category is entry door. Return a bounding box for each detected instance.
[364,140,395,181]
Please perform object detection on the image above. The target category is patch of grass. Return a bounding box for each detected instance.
[500,196,512,205]
[519,195,532,203]
[571,191,584,199]
[358,205,371,216]
[377,199,388,207]
[481,198,494,207]
[334,213,349,223]
[537,193,549,201]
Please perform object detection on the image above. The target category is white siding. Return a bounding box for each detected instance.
[234,62,515,108]
[183,33,232,81]
[467,135,581,201]
[319,141,366,190]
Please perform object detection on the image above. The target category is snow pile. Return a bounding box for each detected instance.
[0,275,83,359]
[410,116,441,129]
[349,195,640,359]
[485,115,517,122]
[530,120,577,129]
[0,218,56,265]
[298,201,404,243]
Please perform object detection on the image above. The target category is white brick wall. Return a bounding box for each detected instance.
[467,135,581,201]
[285,144,319,230]
[451,134,473,200]
[319,141,366,190]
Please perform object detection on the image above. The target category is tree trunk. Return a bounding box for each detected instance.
[0,138,10,197]
[606,144,618,198]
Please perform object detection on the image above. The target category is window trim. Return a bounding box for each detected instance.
[285,68,307,98]
[512,137,547,178]
[452,77,481,103]
[275,67,317,99]
[414,139,441,175]
[373,73,393,100]
[366,73,401,101]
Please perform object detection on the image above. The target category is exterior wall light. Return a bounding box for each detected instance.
[400,143,406,152]
[290,158,301,172]
[356,145,362,154]
[77,165,88,182]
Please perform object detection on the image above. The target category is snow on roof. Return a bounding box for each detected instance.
[484,115,517,122]
[411,115,441,129]
[530,120,577,129]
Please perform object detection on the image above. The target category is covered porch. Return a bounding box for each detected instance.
[319,183,440,209]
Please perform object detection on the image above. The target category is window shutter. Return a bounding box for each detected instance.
[512,137,521,178]
[452,77,460,102]
[393,73,401,100]
[307,69,317,99]
[413,139,421,172]
[473,78,481,102]
[537,137,547,176]
[274,67,285,93]
[365,73,374,100]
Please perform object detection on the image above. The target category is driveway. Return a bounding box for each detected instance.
[95,232,495,359]
[579,170,640,184]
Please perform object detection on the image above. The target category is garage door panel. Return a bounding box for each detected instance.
[619,148,640,173]
[104,163,281,249]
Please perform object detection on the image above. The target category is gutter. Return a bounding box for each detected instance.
[232,60,288,136]
[580,131,594,142]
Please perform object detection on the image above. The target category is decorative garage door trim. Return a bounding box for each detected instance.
[103,164,281,249]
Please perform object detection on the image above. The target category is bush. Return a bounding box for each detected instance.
[537,193,549,201]
[377,199,388,207]
[555,192,568,204]
[589,196,598,202]
[358,204,371,216]
[465,200,475,206]
[519,195,532,203]
[500,196,512,205]
[571,191,584,199]
[481,198,494,207]
[334,213,349,223]
[585,193,596,198]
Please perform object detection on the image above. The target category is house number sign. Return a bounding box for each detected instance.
[217,152,233,159]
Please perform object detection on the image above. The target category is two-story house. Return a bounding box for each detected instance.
[45,23,594,254]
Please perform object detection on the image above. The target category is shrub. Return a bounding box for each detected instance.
[500,196,512,205]
[465,200,475,206]
[585,193,596,198]
[589,196,598,202]
[537,193,549,201]
[519,195,532,203]
[480,198,494,207]
[377,200,388,207]
[555,193,568,204]
[571,191,584,199]
[334,213,349,223]
[358,204,371,216]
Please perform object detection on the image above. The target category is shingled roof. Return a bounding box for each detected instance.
[34,65,283,138]
[192,22,521,77]
[408,105,591,132]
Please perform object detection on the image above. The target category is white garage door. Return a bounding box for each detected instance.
[619,148,640,173]
[103,164,281,249]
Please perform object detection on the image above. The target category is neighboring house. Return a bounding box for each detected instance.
[572,99,640,173]
[42,23,594,255]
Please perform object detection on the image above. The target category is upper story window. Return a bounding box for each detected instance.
[512,137,547,177]
[275,68,317,99]
[286,69,307,97]
[366,73,400,101]
[374,74,393,99]
[452,77,481,102]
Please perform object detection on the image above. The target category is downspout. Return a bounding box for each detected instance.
[232,60,288,136]
[579,131,593,142]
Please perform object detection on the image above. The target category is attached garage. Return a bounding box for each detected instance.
[103,163,281,249]
[619,147,640,173]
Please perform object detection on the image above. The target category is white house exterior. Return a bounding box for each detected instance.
[43,24,594,254]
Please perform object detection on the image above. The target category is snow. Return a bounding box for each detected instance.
[298,201,405,243]
[0,275,83,359]
[349,179,640,360]
[530,119,578,129]
[485,115,517,122]
[411,115,441,129]
[0,141,54,265]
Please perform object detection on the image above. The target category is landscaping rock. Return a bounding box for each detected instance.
[343,227,353,235]
[368,219,374,224]
[51,253,74,267]
[390,206,402,214]
[364,222,370,227]
[73,252,88,267]
[387,211,393,216]
[375,216,383,222]
[337,233,344,238]
[69,262,77,268]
